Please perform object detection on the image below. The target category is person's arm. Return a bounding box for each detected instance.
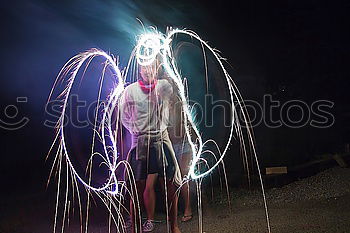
[119,88,134,133]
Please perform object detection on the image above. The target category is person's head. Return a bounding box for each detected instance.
[139,55,162,83]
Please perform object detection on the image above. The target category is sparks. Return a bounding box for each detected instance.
[48,27,271,233]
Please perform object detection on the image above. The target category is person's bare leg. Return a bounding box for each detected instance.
[169,183,181,233]
[179,152,192,221]
[159,178,181,233]
[130,180,145,233]
[143,173,158,221]
[181,182,192,219]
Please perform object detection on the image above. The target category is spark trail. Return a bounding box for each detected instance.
[48,27,270,233]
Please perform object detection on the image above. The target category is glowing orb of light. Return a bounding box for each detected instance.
[135,33,168,66]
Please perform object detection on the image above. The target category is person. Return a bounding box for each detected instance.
[168,94,193,222]
[172,144,193,222]
[119,57,182,233]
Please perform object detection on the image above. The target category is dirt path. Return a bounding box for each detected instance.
[1,167,350,233]
[1,193,349,233]
[149,195,350,233]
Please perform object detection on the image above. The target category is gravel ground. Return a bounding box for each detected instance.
[225,167,350,207]
[1,167,350,233]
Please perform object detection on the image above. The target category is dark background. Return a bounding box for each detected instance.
[1,0,350,195]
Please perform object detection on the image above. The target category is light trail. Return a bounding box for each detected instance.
[48,27,270,233]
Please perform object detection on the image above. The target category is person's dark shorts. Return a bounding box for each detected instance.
[128,143,176,181]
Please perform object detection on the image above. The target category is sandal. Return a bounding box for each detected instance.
[181,214,193,222]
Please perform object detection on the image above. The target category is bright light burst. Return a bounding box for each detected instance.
[48,27,271,233]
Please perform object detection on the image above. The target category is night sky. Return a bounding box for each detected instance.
[1,0,350,193]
